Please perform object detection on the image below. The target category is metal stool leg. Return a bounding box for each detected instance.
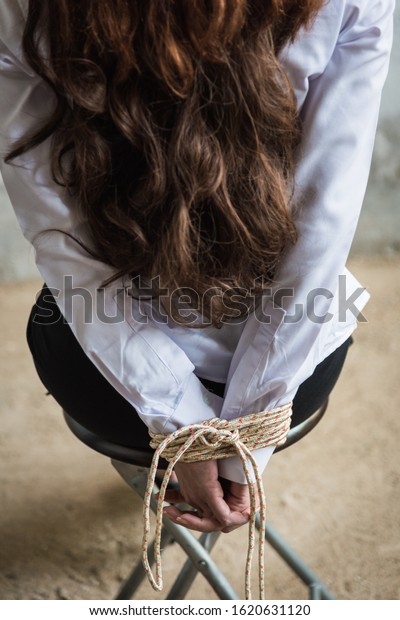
[116,527,175,600]
[167,531,221,600]
[157,515,239,600]
[112,460,240,600]
[257,515,335,600]
[64,406,336,601]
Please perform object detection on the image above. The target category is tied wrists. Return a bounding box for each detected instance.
[142,402,292,600]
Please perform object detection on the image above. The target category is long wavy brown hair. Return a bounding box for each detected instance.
[7,0,324,327]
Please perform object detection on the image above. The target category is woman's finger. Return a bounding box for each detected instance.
[221,512,251,533]
[157,489,213,520]
[206,494,231,527]
[157,488,185,504]
[163,502,251,533]
[163,505,223,533]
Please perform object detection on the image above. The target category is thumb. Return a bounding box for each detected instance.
[207,494,231,526]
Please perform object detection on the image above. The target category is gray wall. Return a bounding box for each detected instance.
[355,4,400,255]
[1,6,399,282]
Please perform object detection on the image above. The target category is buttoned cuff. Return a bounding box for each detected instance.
[160,373,224,434]
[217,445,276,484]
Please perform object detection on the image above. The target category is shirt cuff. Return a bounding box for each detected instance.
[217,445,276,484]
[160,373,224,434]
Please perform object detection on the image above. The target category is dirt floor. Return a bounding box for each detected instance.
[0,256,399,601]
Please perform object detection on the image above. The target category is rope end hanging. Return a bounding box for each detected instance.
[142,402,292,599]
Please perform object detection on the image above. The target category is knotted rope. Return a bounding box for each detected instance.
[142,402,292,600]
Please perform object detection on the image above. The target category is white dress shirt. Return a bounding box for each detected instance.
[0,0,394,483]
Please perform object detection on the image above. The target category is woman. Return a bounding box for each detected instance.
[0,0,394,535]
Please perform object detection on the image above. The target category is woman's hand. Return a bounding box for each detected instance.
[161,461,253,533]
[163,461,230,528]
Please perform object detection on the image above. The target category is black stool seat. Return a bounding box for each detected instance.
[63,412,165,467]
[63,399,328,466]
[62,399,335,601]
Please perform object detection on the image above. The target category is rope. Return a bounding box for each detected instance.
[142,403,292,600]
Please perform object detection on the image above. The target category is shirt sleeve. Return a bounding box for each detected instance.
[0,0,394,486]
[0,1,223,437]
[218,0,395,483]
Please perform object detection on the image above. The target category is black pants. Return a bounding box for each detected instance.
[27,284,352,451]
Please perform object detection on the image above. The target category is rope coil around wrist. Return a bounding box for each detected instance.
[142,402,292,600]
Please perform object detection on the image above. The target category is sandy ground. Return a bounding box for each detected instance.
[0,256,399,601]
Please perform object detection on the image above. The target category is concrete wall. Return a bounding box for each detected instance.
[1,6,399,282]
[355,4,400,255]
